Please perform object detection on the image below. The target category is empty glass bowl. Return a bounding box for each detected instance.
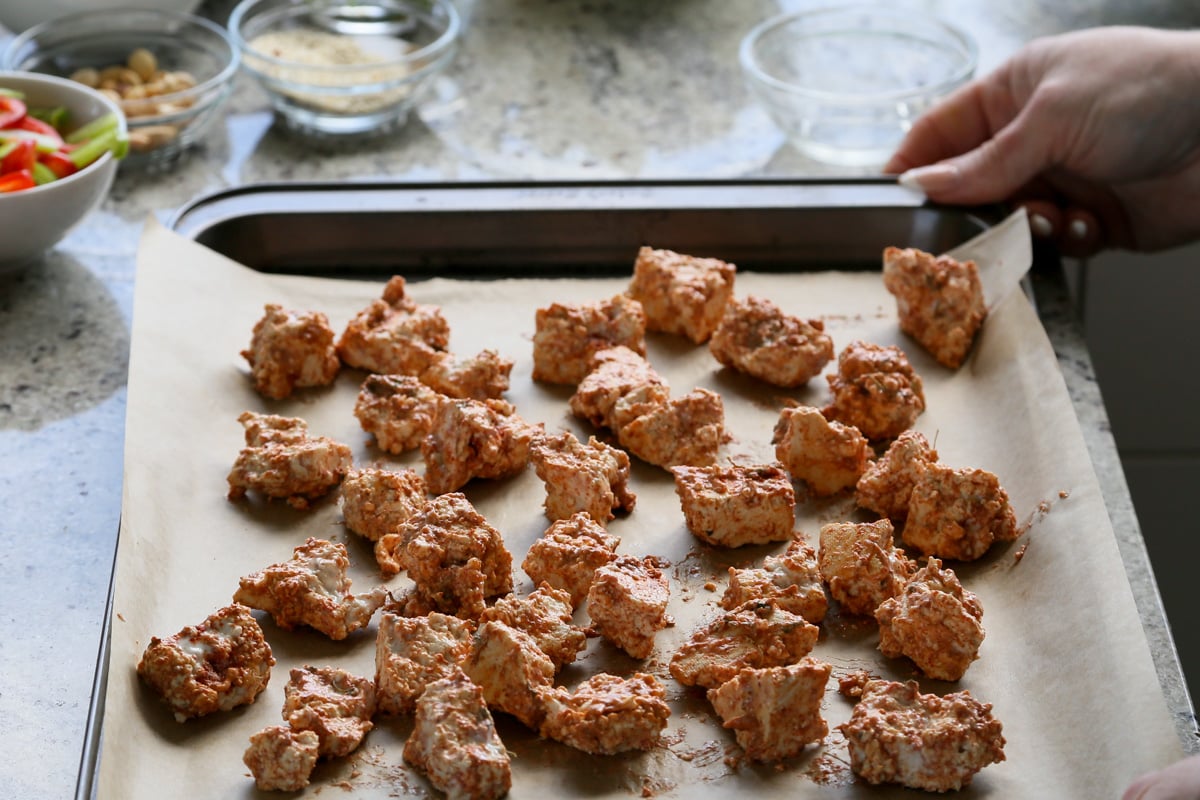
[740,5,977,168]
[230,0,461,137]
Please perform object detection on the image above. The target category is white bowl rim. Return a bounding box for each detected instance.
[739,4,978,104]
[4,7,242,111]
[229,0,460,75]
[0,69,126,198]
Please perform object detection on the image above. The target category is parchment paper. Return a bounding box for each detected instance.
[98,214,1184,799]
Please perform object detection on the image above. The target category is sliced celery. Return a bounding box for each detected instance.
[65,113,120,145]
[31,161,57,185]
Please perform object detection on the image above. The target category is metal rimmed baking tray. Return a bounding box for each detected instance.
[79,179,1195,799]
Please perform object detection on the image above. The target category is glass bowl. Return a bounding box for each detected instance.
[740,5,977,168]
[3,8,239,168]
[229,0,461,137]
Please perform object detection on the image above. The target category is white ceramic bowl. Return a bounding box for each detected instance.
[740,5,977,168]
[0,0,201,35]
[230,0,461,137]
[0,71,125,270]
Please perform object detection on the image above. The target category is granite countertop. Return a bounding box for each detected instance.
[2,1,1199,797]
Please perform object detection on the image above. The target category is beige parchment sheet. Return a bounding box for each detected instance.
[98,213,1183,799]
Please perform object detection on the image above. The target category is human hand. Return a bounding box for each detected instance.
[1123,753,1200,800]
[885,27,1200,258]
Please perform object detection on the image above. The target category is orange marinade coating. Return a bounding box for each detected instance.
[671,463,795,547]
[376,492,514,618]
[708,295,833,387]
[823,340,926,441]
[137,603,274,723]
[282,665,377,758]
[241,304,340,400]
[421,397,540,495]
[463,620,555,730]
[532,294,648,385]
[883,246,987,369]
[375,611,475,715]
[340,466,427,543]
[337,275,449,375]
[617,388,726,468]
[226,411,353,510]
[353,373,442,454]
[569,345,668,431]
[538,672,671,755]
[627,246,736,344]
[522,512,620,608]
[479,584,587,671]
[856,430,939,522]
[839,676,1006,792]
[233,537,387,640]
[669,600,819,690]
[876,558,984,681]
[243,726,320,792]
[707,657,832,762]
[818,519,914,617]
[586,555,671,660]
[773,405,871,496]
[529,430,636,524]
[420,348,513,400]
[903,463,1020,561]
[721,536,828,624]
[403,669,512,800]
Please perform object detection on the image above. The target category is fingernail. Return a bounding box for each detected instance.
[897,163,962,194]
[1068,219,1089,240]
[1030,213,1053,238]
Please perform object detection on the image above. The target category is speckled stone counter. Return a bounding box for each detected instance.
[3,1,1199,797]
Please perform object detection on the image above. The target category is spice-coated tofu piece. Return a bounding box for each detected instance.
[533,294,648,385]
[375,611,475,715]
[479,584,587,671]
[618,388,726,468]
[234,537,388,640]
[773,405,871,496]
[521,512,620,608]
[404,669,512,800]
[569,345,668,431]
[422,397,540,495]
[856,430,939,522]
[708,295,834,387]
[226,411,353,510]
[530,431,636,523]
[672,463,795,547]
[823,340,926,441]
[707,657,832,761]
[340,466,426,543]
[721,537,827,624]
[818,520,913,617]
[838,675,1006,792]
[137,603,274,723]
[283,665,376,758]
[376,493,514,618]
[903,463,1020,561]
[669,600,819,690]
[538,672,671,755]
[353,373,443,454]
[241,304,340,400]
[421,348,513,400]
[586,555,670,660]
[463,620,555,730]
[337,275,449,375]
[243,726,320,792]
[627,246,736,344]
[876,558,985,681]
[883,246,987,369]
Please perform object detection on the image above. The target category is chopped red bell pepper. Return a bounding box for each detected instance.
[11,114,63,143]
[0,138,35,175]
[0,95,26,129]
[0,169,36,192]
[37,150,77,179]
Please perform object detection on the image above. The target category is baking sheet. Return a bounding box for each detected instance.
[98,214,1183,798]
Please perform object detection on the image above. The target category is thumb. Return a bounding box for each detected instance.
[899,114,1052,204]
